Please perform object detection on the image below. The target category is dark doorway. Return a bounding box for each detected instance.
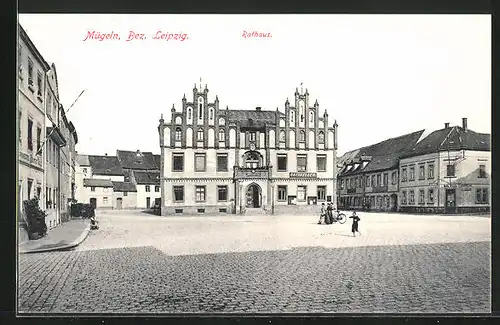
[90,198,97,209]
[445,189,456,214]
[245,184,261,208]
[146,197,151,209]
[117,198,123,209]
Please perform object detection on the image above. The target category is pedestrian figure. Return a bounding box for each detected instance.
[318,203,326,224]
[349,211,361,237]
[325,202,334,224]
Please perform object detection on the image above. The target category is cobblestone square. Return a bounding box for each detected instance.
[18,211,491,313]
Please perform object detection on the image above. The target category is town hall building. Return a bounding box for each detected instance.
[158,83,338,216]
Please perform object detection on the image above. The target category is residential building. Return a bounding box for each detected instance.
[132,171,161,208]
[158,83,338,216]
[399,118,490,214]
[337,130,424,211]
[18,24,78,233]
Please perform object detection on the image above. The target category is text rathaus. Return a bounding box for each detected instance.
[158,83,338,216]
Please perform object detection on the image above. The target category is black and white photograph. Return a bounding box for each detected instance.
[16,13,491,314]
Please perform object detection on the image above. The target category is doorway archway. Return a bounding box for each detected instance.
[245,183,262,208]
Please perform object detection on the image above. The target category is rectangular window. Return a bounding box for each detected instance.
[428,189,434,203]
[217,185,228,201]
[173,186,184,202]
[277,154,287,172]
[219,208,227,213]
[419,189,425,204]
[197,208,205,214]
[37,71,43,96]
[145,185,150,192]
[339,179,344,190]
[409,166,415,181]
[195,185,206,202]
[419,165,425,180]
[476,188,488,204]
[18,111,22,142]
[123,191,128,196]
[383,173,388,186]
[172,153,184,172]
[28,58,34,86]
[103,197,108,204]
[217,153,228,172]
[371,175,375,187]
[195,153,206,172]
[401,168,407,182]
[365,176,370,187]
[409,190,415,204]
[316,155,327,172]
[27,118,33,151]
[479,165,486,178]
[155,185,160,192]
[376,174,381,187]
[175,209,183,214]
[277,185,287,201]
[297,185,306,201]
[249,132,256,142]
[297,155,307,172]
[446,164,455,177]
[402,191,407,204]
[391,171,397,185]
[27,179,33,199]
[317,186,326,201]
[90,187,95,192]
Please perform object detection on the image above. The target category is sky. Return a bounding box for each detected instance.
[19,14,491,157]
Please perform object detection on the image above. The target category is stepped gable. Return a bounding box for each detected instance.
[402,126,490,158]
[83,178,113,187]
[133,171,160,185]
[338,130,425,176]
[87,155,124,176]
[112,181,137,192]
[117,150,158,170]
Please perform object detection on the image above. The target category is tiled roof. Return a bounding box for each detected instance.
[112,181,137,192]
[338,130,424,176]
[88,155,124,176]
[401,126,490,158]
[153,155,161,169]
[133,171,160,185]
[227,109,282,127]
[117,150,158,170]
[83,178,113,187]
[76,154,90,166]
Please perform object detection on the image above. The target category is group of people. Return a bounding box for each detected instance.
[318,202,361,237]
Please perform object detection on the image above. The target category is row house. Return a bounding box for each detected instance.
[75,150,160,209]
[399,118,490,214]
[337,130,424,211]
[158,83,338,216]
[18,24,78,235]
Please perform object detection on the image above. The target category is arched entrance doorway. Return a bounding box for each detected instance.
[245,183,262,208]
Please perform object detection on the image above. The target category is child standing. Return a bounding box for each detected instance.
[349,211,361,237]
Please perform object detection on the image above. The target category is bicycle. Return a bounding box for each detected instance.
[329,210,347,224]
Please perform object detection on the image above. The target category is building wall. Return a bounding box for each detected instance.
[136,184,161,209]
[18,30,48,226]
[92,174,125,182]
[399,150,490,213]
[84,186,114,209]
[75,164,91,203]
[112,191,138,209]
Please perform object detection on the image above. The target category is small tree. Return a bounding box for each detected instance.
[23,198,47,240]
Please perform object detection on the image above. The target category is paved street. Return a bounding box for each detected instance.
[18,211,491,313]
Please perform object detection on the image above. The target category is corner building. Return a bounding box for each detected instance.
[158,84,338,216]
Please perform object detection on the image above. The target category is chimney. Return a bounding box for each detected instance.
[462,117,468,130]
[444,122,450,128]
[255,107,261,111]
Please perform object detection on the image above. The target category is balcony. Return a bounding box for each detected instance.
[234,166,270,180]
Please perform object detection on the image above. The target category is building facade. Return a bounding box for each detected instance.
[158,83,338,216]
[18,24,78,234]
[399,119,490,214]
[337,130,424,212]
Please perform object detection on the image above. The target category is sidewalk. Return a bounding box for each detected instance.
[19,218,90,254]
